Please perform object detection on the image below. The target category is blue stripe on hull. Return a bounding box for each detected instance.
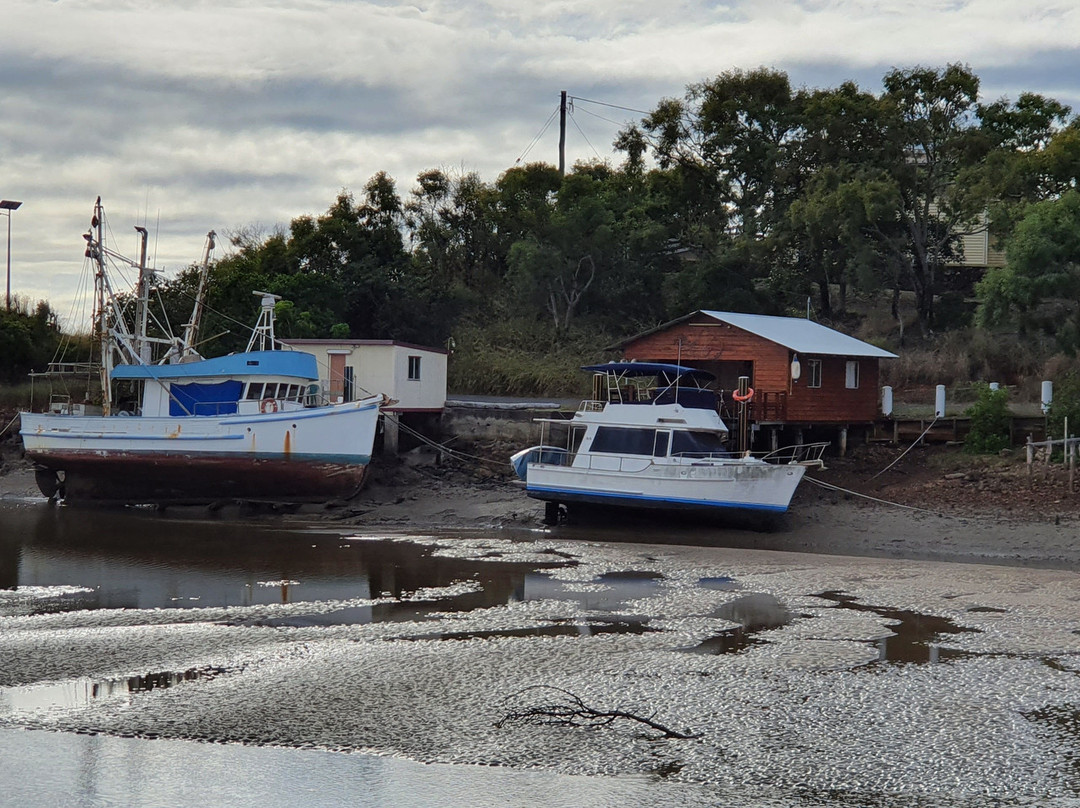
[525,485,790,513]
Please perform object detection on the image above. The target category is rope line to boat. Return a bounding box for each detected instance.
[0,412,20,439]
[803,475,956,517]
[869,417,939,480]
[391,417,511,471]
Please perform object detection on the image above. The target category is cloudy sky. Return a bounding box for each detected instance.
[2,0,1079,328]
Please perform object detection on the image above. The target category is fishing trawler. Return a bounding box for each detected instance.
[20,198,384,505]
[511,362,827,521]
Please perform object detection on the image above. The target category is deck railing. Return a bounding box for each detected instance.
[758,441,830,467]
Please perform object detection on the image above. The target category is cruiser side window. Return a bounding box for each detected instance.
[671,431,728,457]
[590,426,656,455]
[653,431,670,457]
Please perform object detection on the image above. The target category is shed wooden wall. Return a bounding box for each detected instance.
[622,314,881,424]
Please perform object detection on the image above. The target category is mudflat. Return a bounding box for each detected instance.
[5,439,1076,569]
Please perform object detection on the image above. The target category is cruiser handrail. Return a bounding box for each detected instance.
[757,441,830,466]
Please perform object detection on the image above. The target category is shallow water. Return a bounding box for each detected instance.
[3,499,1080,806]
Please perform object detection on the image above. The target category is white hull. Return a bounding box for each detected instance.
[21,396,381,504]
[525,456,806,513]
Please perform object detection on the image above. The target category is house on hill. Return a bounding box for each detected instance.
[616,310,897,449]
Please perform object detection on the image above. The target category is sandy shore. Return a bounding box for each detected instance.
[5,447,1079,571]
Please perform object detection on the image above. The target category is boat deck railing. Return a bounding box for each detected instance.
[758,442,830,467]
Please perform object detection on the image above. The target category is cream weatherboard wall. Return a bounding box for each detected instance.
[279,340,447,412]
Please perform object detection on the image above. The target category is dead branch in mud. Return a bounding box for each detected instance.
[495,685,701,740]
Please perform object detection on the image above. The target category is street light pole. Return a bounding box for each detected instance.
[0,199,23,311]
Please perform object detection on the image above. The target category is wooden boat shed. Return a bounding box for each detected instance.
[616,310,897,449]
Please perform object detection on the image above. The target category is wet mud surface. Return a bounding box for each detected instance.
[2,500,1080,805]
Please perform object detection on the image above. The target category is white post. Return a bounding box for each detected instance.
[935,385,946,419]
[1042,380,1053,415]
[881,386,893,417]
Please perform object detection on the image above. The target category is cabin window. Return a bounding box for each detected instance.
[845,361,860,389]
[671,431,728,457]
[246,382,265,400]
[807,360,822,389]
[590,426,656,456]
[407,355,421,381]
[653,431,670,458]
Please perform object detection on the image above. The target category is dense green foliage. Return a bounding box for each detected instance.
[0,301,63,383]
[12,64,1080,397]
[963,383,1012,454]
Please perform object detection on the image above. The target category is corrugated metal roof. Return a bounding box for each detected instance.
[700,311,898,358]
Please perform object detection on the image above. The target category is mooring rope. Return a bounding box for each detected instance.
[391,417,511,472]
[803,474,969,518]
[869,417,939,480]
[0,412,20,440]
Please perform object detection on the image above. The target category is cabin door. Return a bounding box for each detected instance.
[328,353,346,403]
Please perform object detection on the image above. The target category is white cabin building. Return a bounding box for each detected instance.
[280,339,448,452]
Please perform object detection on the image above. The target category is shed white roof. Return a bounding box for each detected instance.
[700,311,898,358]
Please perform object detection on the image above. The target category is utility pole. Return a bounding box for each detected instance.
[558,90,567,176]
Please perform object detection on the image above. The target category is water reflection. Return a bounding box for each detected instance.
[690,593,794,654]
[817,590,978,665]
[0,503,559,621]
[0,668,224,716]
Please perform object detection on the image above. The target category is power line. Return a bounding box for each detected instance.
[516,105,560,164]
[568,95,652,116]
[568,111,603,161]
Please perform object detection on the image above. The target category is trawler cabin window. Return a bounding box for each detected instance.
[245,382,265,400]
[590,426,656,455]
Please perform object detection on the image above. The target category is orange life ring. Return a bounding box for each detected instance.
[731,387,755,403]
[260,398,278,414]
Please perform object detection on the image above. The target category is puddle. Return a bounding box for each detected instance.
[0,667,224,718]
[817,590,978,665]
[523,571,663,611]
[689,593,794,655]
[1,505,571,625]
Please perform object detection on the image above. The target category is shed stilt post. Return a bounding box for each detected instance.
[1027,434,1033,488]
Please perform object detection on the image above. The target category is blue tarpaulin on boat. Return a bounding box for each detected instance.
[169,380,243,416]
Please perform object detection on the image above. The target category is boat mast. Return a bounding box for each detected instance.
[133,226,151,364]
[180,230,216,359]
[87,198,113,416]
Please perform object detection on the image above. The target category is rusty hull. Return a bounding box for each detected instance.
[29,451,370,505]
